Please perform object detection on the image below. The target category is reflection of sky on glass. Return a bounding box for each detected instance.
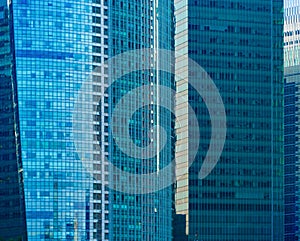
[13,0,94,239]
[284,0,300,69]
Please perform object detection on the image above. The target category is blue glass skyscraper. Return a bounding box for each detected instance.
[284,1,300,240]
[284,74,300,240]
[0,0,174,240]
[107,1,174,240]
[174,0,284,240]
[0,1,26,239]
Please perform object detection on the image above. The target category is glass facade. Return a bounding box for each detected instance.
[107,0,174,240]
[284,71,300,240]
[0,0,26,240]
[0,0,174,240]
[284,0,300,67]
[174,0,284,240]
[12,0,102,240]
[284,1,300,240]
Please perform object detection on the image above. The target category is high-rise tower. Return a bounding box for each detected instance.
[174,1,284,240]
[284,0,300,240]
[107,0,174,240]
[0,0,174,240]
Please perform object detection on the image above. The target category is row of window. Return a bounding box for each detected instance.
[190,1,271,13]
[190,203,282,212]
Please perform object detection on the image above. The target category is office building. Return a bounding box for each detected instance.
[284,68,300,240]
[174,1,284,240]
[0,1,26,239]
[107,0,174,240]
[284,0,300,239]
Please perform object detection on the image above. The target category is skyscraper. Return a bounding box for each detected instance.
[0,1,26,239]
[106,1,174,240]
[284,70,300,240]
[174,1,284,240]
[0,0,174,240]
[284,1,300,239]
